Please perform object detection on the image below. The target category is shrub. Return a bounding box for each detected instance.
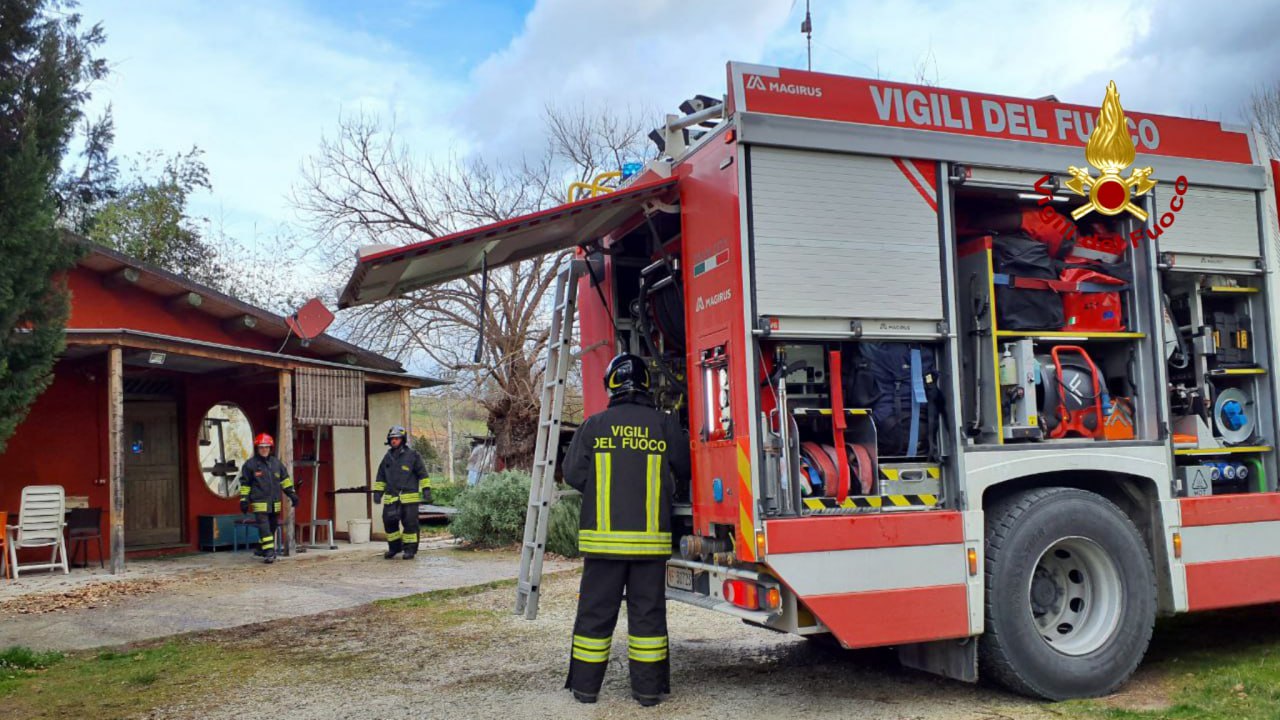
[450,471,531,547]
[430,479,466,508]
[546,490,581,558]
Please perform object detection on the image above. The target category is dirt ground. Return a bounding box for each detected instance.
[0,539,573,651]
[101,571,1063,720]
[20,550,1275,720]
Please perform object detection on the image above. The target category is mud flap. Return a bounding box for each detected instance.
[897,637,978,683]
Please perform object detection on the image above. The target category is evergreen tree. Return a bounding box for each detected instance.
[0,0,105,452]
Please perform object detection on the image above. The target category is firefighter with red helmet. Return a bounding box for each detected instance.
[562,353,690,707]
[374,425,432,560]
[238,433,298,564]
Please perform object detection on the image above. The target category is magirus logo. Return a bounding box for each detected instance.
[745,74,823,98]
[694,289,732,313]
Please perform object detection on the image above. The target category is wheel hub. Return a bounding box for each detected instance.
[1030,568,1062,613]
[1027,537,1123,656]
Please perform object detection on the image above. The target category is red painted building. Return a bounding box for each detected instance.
[1,243,435,572]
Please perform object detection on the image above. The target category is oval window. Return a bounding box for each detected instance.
[198,403,254,499]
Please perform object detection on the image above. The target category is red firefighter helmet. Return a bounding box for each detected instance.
[254,433,275,448]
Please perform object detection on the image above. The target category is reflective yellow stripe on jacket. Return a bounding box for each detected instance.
[646,453,661,533]
[578,529,672,556]
[594,452,611,533]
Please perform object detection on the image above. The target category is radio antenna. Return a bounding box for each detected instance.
[801,0,813,70]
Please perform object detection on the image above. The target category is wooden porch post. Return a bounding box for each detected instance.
[279,370,295,556]
[401,388,411,434]
[108,346,125,574]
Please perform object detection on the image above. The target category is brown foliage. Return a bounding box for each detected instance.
[294,106,652,468]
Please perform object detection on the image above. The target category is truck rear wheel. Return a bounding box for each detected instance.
[980,487,1156,700]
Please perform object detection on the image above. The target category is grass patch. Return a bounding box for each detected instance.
[1060,607,1280,719]
[431,608,502,629]
[376,577,518,609]
[0,646,63,681]
[0,640,271,719]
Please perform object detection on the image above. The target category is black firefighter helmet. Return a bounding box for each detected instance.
[386,425,408,446]
[604,353,651,400]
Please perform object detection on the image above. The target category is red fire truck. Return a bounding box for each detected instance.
[340,62,1280,700]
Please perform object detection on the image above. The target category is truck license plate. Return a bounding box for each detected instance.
[666,566,693,591]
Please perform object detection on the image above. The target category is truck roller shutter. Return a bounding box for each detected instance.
[1157,185,1261,258]
[749,147,944,321]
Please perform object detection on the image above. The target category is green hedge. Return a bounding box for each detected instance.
[428,479,466,508]
[450,471,580,557]
[547,492,580,558]
[450,471,529,548]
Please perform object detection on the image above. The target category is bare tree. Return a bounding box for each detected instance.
[1247,81,1280,160]
[294,107,653,469]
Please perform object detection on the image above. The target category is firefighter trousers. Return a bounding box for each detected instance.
[565,558,669,699]
[382,501,420,554]
[254,512,279,558]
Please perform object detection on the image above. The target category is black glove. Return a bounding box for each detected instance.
[422,488,433,505]
[239,500,249,514]
[289,493,299,508]
[373,493,383,505]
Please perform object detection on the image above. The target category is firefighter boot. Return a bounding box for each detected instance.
[263,551,276,565]
[572,690,597,704]
[632,692,660,708]
[402,549,417,560]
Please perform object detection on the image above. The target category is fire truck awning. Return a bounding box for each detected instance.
[338,175,679,308]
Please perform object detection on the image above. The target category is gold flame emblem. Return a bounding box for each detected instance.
[1065,81,1156,221]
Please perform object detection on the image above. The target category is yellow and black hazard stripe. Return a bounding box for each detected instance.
[879,466,942,481]
[801,494,939,511]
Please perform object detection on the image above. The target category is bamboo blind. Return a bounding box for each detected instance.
[294,368,367,426]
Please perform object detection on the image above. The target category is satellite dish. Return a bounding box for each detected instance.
[286,298,335,345]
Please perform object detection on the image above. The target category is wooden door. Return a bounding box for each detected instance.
[124,401,183,546]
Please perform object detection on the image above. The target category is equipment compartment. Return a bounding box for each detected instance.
[760,340,948,516]
[951,179,1153,446]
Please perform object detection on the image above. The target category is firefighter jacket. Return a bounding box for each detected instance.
[375,445,431,504]
[238,455,296,513]
[563,395,690,558]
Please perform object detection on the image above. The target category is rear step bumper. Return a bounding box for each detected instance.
[666,587,775,623]
[664,558,781,624]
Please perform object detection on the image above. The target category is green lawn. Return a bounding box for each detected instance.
[0,641,271,719]
[1062,606,1280,719]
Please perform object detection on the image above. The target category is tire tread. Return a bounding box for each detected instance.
[979,487,1156,699]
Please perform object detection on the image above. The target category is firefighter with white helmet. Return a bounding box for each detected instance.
[238,433,298,564]
[374,425,432,559]
[562,353,691,707]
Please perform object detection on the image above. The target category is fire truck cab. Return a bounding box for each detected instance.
[341,62,1280,700]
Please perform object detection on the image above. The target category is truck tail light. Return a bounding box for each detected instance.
[722,579,758,610]
[723,580,782,611]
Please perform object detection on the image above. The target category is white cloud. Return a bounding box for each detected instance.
[79,0,465,242]
[76,0,1278,252]
[783,0,1152,102]
[456,0,793,160]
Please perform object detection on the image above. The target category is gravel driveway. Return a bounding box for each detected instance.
[155,570,1058,720]
[0,541,573,651]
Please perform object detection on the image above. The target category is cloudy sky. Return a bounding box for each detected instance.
[78,0,1279,247]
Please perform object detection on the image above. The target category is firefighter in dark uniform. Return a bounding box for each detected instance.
[238,433,298,564]
[373,426,432,560]
[562,353,690,707]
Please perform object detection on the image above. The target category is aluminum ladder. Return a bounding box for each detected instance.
[515,257,582,620]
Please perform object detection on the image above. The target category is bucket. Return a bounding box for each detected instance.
[347,519,372,544]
